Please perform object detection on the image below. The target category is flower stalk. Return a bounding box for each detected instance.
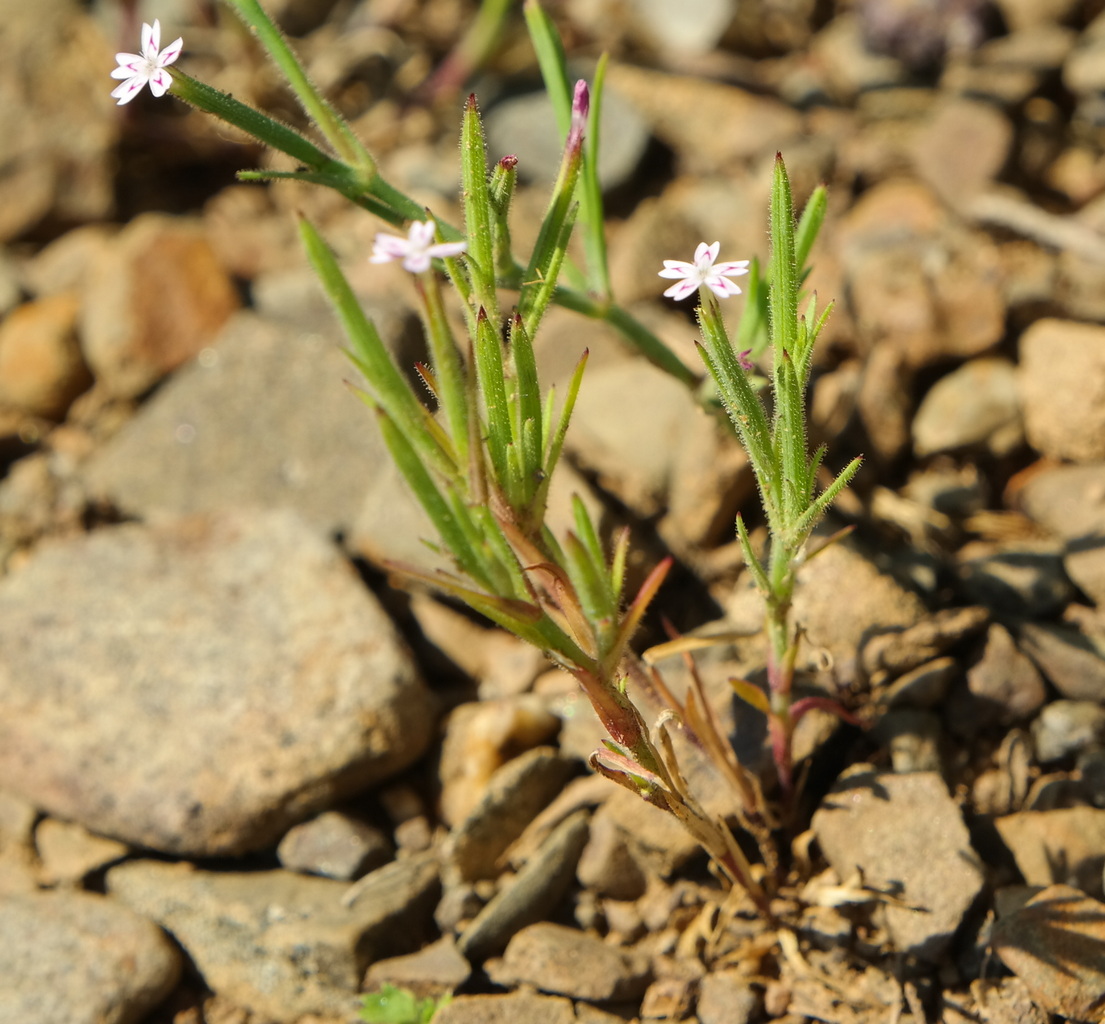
[676,155,862,795]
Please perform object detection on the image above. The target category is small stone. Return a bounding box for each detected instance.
[363,936,471,1003]
[0,790,40,895]
[957,543,1075,618]
[600,786,702,879]
[992,884,1105,1021]
[567,356,704,519]
[22,224,115,299]
[789,537,928,687]
[1017,620,1105,703]
[912,358,1022,458]
[0,890,181,1024]
[1032,700,1105,763]
[994,0,1080,31]
[910,99,1012,206]
[630,0,735,57]
[862,606,990,683]
[79,213,240,398]
[840,180,1005,374]
[108,853,440,1021]
[34,818,129,887]
[809,14,908,101]
[1019,319,1105,463]
[576,805,649,901]
[879,657,958,709]
[485,87,649,191]
[604,64,803,174]
[486,921,651,1002]
[433,990,578,1024]
[963,623,1048,726]
[871,709,943,773]
[277,811,392,881]
[438,697,561,827]
[457,809,590,962]
[0,292,91,418]
[812,767,985,961]
[1062,14,1105,96]
[697,968,761,1024]
[995,808,1105,896]
[446,746,575,882]
[1016,461,1105,608]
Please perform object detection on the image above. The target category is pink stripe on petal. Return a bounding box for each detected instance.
[111,78,144,104]
[143,21,160,54]
[148,70,172,96]
[714,261,750,276]
[161,39,184,65]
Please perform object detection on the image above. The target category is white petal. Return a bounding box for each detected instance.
[692,242,712,264]
[159,38,184,67]
[403,252,433,273]
[713,260,750,277]
[370,234,411,262]
[143,20,160,57]
[663,279,697,301]
[426,241,467,259]
[705,276,742,299]
[111,76,146,104]
[147,69,172,96]
[408,221,436,248]
[111,63,140,79]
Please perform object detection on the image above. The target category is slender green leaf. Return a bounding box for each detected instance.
[460,95,497,313]
[510,312,542,454]
[473,308,511,484]
[375,410,485,586]
[736,513,772,596]
[521,203,578,341]
[299,219,454,478]
[221,0,373,174]
[579,53,611,299]
[794,184,827,274]
[172,71,342,172]
[418,272,469,469]
[523,0,573,134]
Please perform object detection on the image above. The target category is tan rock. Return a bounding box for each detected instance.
[0,292,91,418]
[1019,319,1105,463]
[80,213,240,398]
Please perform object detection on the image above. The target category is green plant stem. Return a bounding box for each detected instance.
[222,0,374,175]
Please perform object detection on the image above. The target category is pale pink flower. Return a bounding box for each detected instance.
[110,19,183,105]
[370,221,467,274]
[658,242,749,302]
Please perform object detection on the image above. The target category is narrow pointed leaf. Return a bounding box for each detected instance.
[729,676,771,715]
[461,94,497,312]
[299,218,453,478]
[222,0,373,174]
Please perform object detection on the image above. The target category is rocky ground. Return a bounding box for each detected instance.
[3,0,1105,1022]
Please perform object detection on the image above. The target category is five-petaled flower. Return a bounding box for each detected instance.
[658,242,749,302]
[111,19,182,105]
[370,221,467,274]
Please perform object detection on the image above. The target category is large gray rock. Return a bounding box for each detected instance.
[83,312,399,538]
[107,854,440,1021]
[0,890,181,1024]
[812,767,985,962]
[0,508,434,855]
